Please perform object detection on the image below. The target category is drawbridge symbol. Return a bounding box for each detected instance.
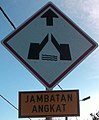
[27,34,72,61]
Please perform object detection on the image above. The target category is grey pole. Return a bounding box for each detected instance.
[65,117,68,120]
[46,88,52,120]
[46,116,52,120]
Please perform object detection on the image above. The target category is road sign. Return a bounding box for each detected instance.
[19,90,80,118]
[1,2,98,89]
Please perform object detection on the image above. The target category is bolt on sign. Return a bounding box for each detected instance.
[1,2,98,89]
[19,90,80,118]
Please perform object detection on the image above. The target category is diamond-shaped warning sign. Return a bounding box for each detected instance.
[1,2,98,89]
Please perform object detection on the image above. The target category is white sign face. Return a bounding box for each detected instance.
[1,2,98,89]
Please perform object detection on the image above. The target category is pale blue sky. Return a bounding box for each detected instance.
[0,0,99,120]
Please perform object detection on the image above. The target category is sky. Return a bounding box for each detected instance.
[0,0,99,120]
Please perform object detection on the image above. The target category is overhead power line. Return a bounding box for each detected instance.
[0,94,32,120]
[0,94,18,110]
[0,6,16,29]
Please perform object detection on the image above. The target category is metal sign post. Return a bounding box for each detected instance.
[46,88,52,120]
[46,116,52,120]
